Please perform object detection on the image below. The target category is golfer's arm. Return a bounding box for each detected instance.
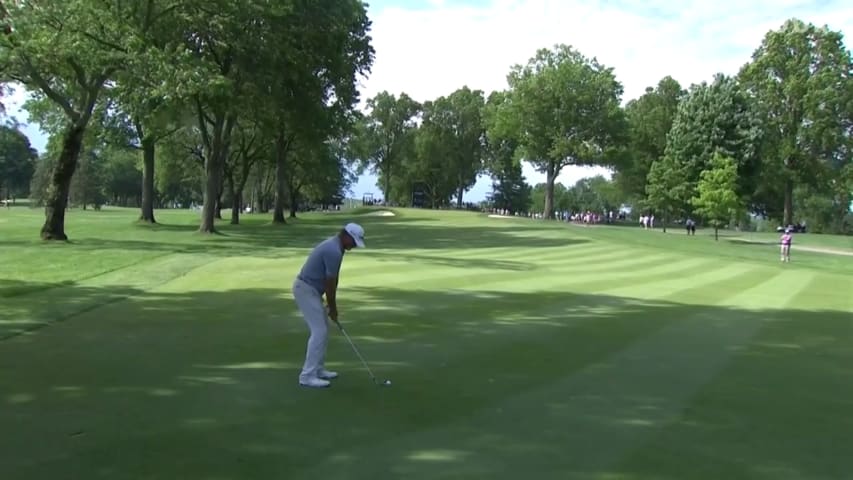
[325,276,338,311]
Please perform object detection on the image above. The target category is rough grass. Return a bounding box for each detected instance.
[1,205,851,480]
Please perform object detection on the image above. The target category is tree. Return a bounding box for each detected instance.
[572,175,622,214]
[0,1,147,239]
[488,163,531,215]
[645,154,690,232]
[663,74,763,210]
[172,0,269,233]
[102,147,142,207]
[530,182,572,214]
[408,107,459,208]
[70,148,107,210]
[615,76,685,200]
[300,139,356,213]
[156,128,205,208]
[500,44,628,219]
[0,124,37,202]
[739,18,853,227]
[353,91,421,203]
[483,91,530,214]
[441,86,486,207]
[224,119,266,224]
[691,153,743,240]
[257,0,373,224]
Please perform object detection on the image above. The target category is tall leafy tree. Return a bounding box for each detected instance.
[0,1,150,239]
[691,152,743,240]
[487,163,531,215]
[500,44,628,219]
[0,124,37,202]
[645,154,690,232]
[616,76,685,200]
[224,119,266,224]
[530,182,573,214]
[259,0,373,224]
[408,103,459,208]
[353,91,421,202]
[173,0,268,233]
[300,138,357,213]
[483,91,530,214]
[739,18,853,227]
[443,86,486,206]
[573,176,622,214]
[663,74,763,210]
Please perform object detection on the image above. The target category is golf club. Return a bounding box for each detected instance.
[332,318,392,387]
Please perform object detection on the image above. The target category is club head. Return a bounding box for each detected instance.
[380,379,391,386]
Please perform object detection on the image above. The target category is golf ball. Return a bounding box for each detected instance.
[384,380,392,385]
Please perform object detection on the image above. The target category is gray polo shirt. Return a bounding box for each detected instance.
[297,235,344,295]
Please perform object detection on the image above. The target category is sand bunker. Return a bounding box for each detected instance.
[366,210,396,217]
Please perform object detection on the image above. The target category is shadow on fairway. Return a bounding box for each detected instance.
[726,238,778,247]
[1,278,852,480]
[364,251,541,271]
[0,216,586,255]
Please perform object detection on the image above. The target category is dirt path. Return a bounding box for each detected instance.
[732,237,853,257]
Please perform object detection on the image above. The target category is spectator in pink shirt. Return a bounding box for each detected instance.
[780,229,793,262]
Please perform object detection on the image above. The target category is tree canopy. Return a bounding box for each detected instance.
[1,11,850,236]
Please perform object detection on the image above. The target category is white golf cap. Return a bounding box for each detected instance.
[344,223,366,248]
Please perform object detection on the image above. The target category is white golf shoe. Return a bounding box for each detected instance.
[318,369,338,380]
[299,376,330,388]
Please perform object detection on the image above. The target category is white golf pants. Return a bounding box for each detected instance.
[292,278,328,380]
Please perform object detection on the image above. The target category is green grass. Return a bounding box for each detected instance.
[1,205,852,479]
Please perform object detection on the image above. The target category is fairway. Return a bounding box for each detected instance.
[1,206,852,480]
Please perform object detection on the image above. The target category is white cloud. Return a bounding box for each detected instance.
[350,0,853,201]
[361,0,853,105]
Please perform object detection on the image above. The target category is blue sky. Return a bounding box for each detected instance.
[4,0,852,202]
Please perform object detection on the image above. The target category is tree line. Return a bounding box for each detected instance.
[1,0,373,240]
[1,4,850,238]
[354,19,851,234]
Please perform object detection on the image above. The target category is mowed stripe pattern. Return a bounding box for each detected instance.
[1,210,851,480]
[308,223,853,480]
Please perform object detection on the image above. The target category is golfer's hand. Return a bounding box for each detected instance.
[328,307,338,322]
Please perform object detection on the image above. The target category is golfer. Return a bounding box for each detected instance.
[292,223,366,388]
[780,228,792,262]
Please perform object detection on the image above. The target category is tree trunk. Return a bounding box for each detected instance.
[198,106,236,234]
[40,123,86,241]
[714,226,719,241]
[783,177,794,226]
[662,211,667,233]
[273,159,287,223]
[383,162,391,203]
[231,191,241,225]
[456,181,464,208]
[139,135,156,223]
[255,174,263,213]
[543,163,556,220]
[288,186,300,218]
[273,130,288,224]
[199,151,222,233]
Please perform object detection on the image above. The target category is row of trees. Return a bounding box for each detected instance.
[1,5,850,237]
[616,20,851,234]
[1,0,374,240]
[352,18,851,234]
[351,45,626,214]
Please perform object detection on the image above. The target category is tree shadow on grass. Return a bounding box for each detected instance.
[1,279,851,480]
[365,251,541,271]
[726,238,778,247]
[0,215,586,255]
